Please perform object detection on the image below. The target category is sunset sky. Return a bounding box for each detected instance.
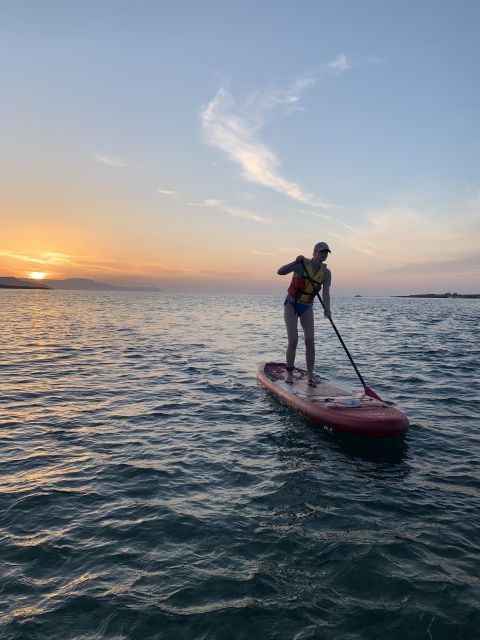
[1,0,479,294]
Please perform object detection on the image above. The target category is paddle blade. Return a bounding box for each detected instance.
[364,384,383,401]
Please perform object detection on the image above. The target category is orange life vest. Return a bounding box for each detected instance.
[287,260,326,304]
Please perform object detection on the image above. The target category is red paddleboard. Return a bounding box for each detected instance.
[257,362,409,438]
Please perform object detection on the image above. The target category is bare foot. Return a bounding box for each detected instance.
[308,374,320,387]
[285,371,294,384]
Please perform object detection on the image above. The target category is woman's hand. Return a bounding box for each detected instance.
[277,256,305,275]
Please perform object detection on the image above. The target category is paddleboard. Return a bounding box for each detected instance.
[257,362,409,438]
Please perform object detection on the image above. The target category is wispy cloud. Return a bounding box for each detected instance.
[300,209,353,230]
[327,54,351,72]
[0,249,151,276]
[94,153,126,168]
[204,199,273,223]
[0,250,74,265]
[225,206,273,223]
[201,72,343,209]
[240,192,257,202]
[157,188,177,197]
[0,249,266,288]
[378,253,480,276]
[204,199,224,208]
[340,206,480,267]
[185,197,274,223]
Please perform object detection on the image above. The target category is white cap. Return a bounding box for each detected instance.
[313,242,331,253]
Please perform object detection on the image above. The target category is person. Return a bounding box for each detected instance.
[277,242,332,386]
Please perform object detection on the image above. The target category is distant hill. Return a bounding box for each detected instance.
[0,277,50,289]
[0,277,162,292]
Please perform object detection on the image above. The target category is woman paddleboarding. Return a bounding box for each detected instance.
[277,242,332,386]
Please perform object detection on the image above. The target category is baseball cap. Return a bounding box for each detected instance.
[313,242,331,253]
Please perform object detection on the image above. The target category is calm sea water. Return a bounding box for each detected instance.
[0,291,479,640]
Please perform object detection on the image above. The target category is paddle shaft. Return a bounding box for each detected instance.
[300,261,370,390]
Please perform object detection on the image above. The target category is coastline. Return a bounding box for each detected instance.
[0,284,50,290]
[393,293,480,299]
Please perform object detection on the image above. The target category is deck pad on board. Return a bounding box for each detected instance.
[265,363,385,408]
[257,362,409,438]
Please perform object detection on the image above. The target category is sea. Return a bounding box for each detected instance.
[0,290,479,640]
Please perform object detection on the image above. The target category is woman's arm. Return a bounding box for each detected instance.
[277,255,304,275]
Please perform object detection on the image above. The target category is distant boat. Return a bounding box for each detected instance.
[354,294,362,297]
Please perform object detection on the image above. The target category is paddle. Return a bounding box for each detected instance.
[301,261,383,401]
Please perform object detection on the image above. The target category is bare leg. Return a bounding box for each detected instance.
[283,302,298,382]
[300,306,317,384]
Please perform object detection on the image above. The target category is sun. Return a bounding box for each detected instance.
[29,272,48,280]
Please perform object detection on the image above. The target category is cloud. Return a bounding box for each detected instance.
[378,253,480,276]
[94,153,126,168]
[300,209,353,231]
[339,206,480,268]
[206,199,274,223]
[224,206,273,223]
[157,188,177,197]
[245,75,316,116]
[204,199,224,207]
[201,78,336,209]
[0,250,272,290]
[0,249,152,276]
[327,54,351,72]
[187,198,274,223]
[0,250,74,265]
[240,192,257,202]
